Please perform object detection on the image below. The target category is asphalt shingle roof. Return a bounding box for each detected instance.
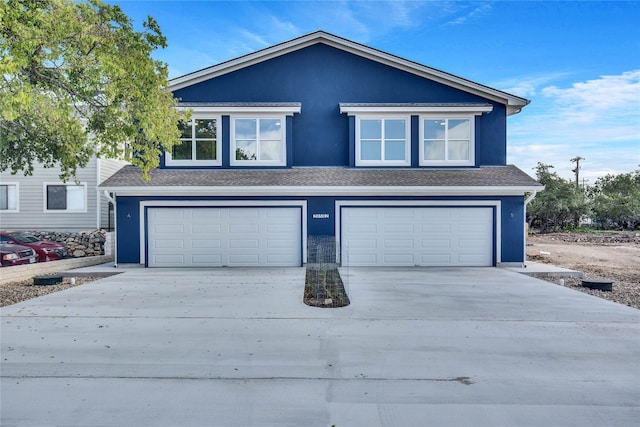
[100,165,542,189]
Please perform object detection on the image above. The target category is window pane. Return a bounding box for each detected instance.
[236,140,257,160]
[423,119,445,139]
[178,120,191,139]
[260,139,283,161]
[235,119,256,140]
[361,140,381,160]
[448,140,470,161]
[448,119,470,140]
[196,140,216,160]
[6,185,16,210]
[172,140,192,160]
[259,119,281,140]
[424,140,445,161]
[195,119,216,139]
[47,185,66,210]
[67,185,84,210]
[385,119,406,139]
[360,120,381,139]
[385,141,406,161]
[0,185,7,210]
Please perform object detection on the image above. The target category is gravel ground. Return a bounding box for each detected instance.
[527,232,640,310]
[0,276,102,307]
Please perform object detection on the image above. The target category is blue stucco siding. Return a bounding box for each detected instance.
[172,43,507,168]
[499,196,526,263]
[115,194,526,265]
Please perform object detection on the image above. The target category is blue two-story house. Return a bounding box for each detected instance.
[100,31,542,268]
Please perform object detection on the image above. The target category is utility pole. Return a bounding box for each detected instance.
[570,156,585,188]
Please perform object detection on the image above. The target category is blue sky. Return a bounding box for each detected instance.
[108,0,640,183]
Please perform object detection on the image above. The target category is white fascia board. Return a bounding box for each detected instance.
[169,31,529,114]
[176,105,301,115]
[340,105,493,115]
[101,185,541,197]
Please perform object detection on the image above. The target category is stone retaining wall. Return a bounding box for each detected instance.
[28,230,107,257]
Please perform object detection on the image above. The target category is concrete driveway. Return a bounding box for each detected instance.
[1,266,639,426]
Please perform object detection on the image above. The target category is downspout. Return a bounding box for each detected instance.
[96,159,101,229]
[522,190,538,267]
[102,191,117,268]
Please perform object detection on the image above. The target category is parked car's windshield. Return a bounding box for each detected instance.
[8,232,40,243]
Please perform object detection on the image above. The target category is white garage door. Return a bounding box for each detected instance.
[148,207,301,267]
[341,207,493,267]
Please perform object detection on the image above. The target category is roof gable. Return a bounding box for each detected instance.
[170,30,529,115]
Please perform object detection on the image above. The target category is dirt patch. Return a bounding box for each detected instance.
[526,232,640,309]
[0,276,104,307]
[304,267,350,308]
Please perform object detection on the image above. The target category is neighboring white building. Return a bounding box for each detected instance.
[0,157,127,232]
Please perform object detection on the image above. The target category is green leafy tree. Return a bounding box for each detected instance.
[0,0,185,181]
[589,172,640,230]
[527,162,589,232]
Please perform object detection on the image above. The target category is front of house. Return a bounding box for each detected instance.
[100,31,542,268]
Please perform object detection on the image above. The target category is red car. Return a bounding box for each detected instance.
[0,243,39,266]
[0,231,69,262]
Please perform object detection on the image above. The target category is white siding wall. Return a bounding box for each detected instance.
[0,158,124,232]
[98,158,128,230]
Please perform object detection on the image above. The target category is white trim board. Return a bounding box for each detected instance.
[106,186,539,197]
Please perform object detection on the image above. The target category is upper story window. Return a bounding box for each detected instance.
[44,183,86,213]
[231,116,286,166]
[0,183,18,211]
[341,103,493,168]
[356,116,410,166]
[420,116,474,166]
[166,117,221,166]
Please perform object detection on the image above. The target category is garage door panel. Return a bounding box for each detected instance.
[346,239,377,249]
[229,254,260,265]
[421,239,451,249]
[384,223,414,233]
[383,254,414,265]
[384,239,414,248]
[154,254,184,264]
[192,254,222,264]
[342,206,493,267]
[229,239,259,249]
[154,239,183,249]
[148,207,301,267]
[267,239,298,248]
[191,239,221,249]
[420,253,453,264]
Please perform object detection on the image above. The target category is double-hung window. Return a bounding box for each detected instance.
[44,183,86,212]
[231,116,286,166]
[166,117,220,166]
[0,183,18,211]
[356,116,410,166]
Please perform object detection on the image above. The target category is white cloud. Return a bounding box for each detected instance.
[507,70,640,181]
[492,72,573,98]
[446,2,493,26]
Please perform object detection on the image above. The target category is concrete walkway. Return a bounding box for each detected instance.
[1,266,638,426]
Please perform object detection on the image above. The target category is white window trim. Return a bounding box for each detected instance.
[230,114,287,166]
[43,182,88,213]
[355,114,411,167]
[0,182,19,212]
[165,114,222,166]
[419,114,476,167]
